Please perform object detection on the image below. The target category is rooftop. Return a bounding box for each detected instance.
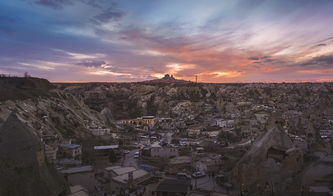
[309,186,332,193]
[70,185,87,194]
[156,179,190,193]
[112,169,149,184]
[105,166,136,176]
[321,155,333,163]
[61,166,93,174]
[94,145,119,150]
[59,144,80,149]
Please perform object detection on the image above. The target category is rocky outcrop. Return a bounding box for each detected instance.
[0,114,67,196]
[230,123,303,195]
[0,77,54,101]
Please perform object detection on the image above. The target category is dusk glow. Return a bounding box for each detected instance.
[1,0,333,82]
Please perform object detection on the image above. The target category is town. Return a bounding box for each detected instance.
[1,76,332,196]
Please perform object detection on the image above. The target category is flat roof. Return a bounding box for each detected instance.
[94,145,119,150]
[59,144,80,149]
[309,186,332,193]
[70,185,87,194]
[69,191,89,196]
[112,169,149,184]
[105,165,121,171]
[61,166,93,174]
[142,116,155,119]
[156,179,190,193]
[322,155,333,163]
[106,166,136,176]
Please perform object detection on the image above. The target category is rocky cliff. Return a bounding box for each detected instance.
[0,113,67,196]
[0,77,112,196]
[230,119,304,195]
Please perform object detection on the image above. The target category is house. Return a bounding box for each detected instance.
[188,128,201,137]
[44,144,58,163]
[58,144,81,160]
[206,130,220,138]
[58,159,82,168]
[104,166,136,179]
[321,155,333,164]
[215,119,234,128]
[140,135,151,145]
[319,130,333,138]
[117,116,157,130]
[90,128,111,136]
[307,186,333,196]
[266,146,287,162]
[154,179,191,196]
[69,185,89,196]
[150,143,179,158]
[110,169,150,195]
[158,118,173,129]
[94,145,119,157]
[141,116,157,129]
[61,166,96,193]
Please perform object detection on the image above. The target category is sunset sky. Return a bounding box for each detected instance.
[1,0,333,82]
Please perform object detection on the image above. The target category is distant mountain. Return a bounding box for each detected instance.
[140,74,191,84]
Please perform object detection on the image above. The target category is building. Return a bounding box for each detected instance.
[44,144,58,163]
[116,116,157,130]
[215,119,235,128]
[58,144,81,160]
[150,143,179,158]
[110,169,150,195]
[90,128,111,136]
[319,130,333,138]
[307,186,333,196]
[94,145,119,157]
[158,118,174,130]
[61,166,96,193]
[69,185,89,196]
[104,166,136,179]
[154,179,191,196]
[141,116,157,130]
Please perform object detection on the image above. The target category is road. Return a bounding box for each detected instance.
[122,149,139,168]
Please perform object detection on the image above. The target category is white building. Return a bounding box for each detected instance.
[215,119,234,128]
[109,167,150,195]
[150,143,178,158]
[90,128,111,136]
[104,166,136,179]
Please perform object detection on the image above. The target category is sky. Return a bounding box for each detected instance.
[1,0,333,83]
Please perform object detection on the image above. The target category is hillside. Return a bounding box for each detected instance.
[0,77,54,101]
[0,113,67,196]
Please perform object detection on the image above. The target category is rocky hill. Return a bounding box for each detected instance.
[56,82,333,123]
[0,114,67,196]
[230,119,303,195]
[0,77,112,196]
[140,74,191,84]
[0,76,54,101]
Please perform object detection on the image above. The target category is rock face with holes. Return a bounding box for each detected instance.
[0,114,67,196]
[0,77,113,196]
[230,123,303,195]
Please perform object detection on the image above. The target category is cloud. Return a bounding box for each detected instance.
[34,0,72,9]
[76,60,106,67]
[92,7,124,24]
[299,55,333,68]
